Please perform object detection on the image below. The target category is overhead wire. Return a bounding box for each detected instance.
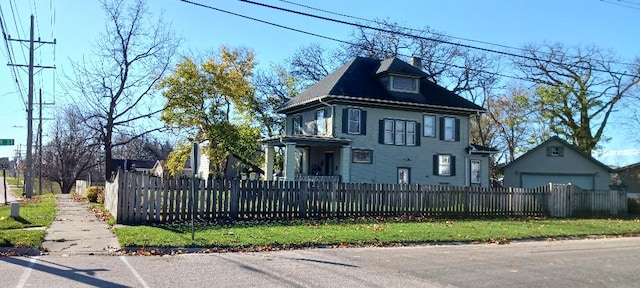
[277,0,637,67]
[239,0,639,78]
[0,4,27,108]
[599,0,640,10]
[178,0,630,97]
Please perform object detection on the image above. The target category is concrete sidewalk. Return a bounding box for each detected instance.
[0,177,20,204]
[41,194,120,255]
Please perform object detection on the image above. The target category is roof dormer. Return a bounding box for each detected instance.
[376,57,426,95]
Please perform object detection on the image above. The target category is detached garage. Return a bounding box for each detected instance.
[502,136,612,190]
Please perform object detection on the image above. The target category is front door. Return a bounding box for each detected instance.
[398,167,410,184]
[324,152,334,176]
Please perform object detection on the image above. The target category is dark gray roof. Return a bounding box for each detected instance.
[468,144,499,154]
[376,57,428,77]
[277,56,484,113]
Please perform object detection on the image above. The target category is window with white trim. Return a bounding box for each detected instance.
[470,160,481,184]
[433,154,455,176]
[381,119,418,146]
[406,122,416,145]
[439,155,451,176]
[292,115,302,135]
[395,120,405,145]
[444,117,455,141]
[316,109,326,135]
[384,120,394,144]
[348,108,361,134]
[391,76,419,93]
[423,115,435,137]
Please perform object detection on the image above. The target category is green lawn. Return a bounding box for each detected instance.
[0,194,57,247]
[4,176,63,196]
[114,217,640,249]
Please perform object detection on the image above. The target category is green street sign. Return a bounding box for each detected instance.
[0,139,14,146]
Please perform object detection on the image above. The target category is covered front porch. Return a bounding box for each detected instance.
[261,135,352,182]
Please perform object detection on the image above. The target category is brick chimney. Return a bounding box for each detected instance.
[409,56,422,69]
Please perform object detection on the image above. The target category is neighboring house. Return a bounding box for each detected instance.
[261,56,495,186]
[110,159,156,174]
[502,136,612,190]
[614,163,640,196]
[152,141,243,180]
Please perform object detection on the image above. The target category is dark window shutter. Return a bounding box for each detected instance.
[378,119,384,144]
[342,108,348,133]
[415,122,421,146]
[455,119,461,141]
[433,155,438,175]
[439,117,445,140]
[360,110,367,135]
[451,156,456,176]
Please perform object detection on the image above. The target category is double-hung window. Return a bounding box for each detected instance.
[380,119,419,146]
[423,115,435,137]
[395,120,405,145]
[343,108,366,135]
[433,154,456,176]
[316,109,326,135]
[384,120,395,144]
[292,115,302,135]
[444,117,455,141]
[348,108,361,134]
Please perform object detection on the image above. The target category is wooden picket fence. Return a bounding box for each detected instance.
[104,171,627,224]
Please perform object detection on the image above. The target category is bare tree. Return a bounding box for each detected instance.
[42,107,100,194]
[513,43,640,154]
[112,134,173,160]
[69,0,179,180]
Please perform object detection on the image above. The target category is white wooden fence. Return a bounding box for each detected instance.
[104,171,627,224]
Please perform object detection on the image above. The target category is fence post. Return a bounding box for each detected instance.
[299,181,308,218]
[463,186,470,217]
[230,180,239,220]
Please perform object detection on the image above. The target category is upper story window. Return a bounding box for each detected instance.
[380,119,420,146]
[348,108,360,134]
[316,109,326,135]
[440,116,460,142]
[423,115,435,137]
[547,146,564,157]
[342,108,367,135]
[292,115,302,135]
[390,76,419,93]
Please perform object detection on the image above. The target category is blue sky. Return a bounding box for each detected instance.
[1,0,639,165]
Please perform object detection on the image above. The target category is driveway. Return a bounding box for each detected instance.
[2,237,639,287]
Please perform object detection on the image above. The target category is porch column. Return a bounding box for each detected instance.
[340,146,351,183]
[264,146,275,181]
[284,143,296,181]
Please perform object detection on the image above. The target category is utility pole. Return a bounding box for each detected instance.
[7,15,56,198]
[36,89,54,195]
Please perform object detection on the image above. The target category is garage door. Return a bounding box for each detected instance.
[521,174,593,189]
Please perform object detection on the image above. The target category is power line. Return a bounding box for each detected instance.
[600,0,640,10]
[0,4,27,108]
[179,0,629,98]
[277,0,637,67]
[239,0,639,78]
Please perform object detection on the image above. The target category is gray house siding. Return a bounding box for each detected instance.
[336,104,471,185]
[503,138,611,190]
[286,106,334,136]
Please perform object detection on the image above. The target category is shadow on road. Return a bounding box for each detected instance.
[1,257,128,287]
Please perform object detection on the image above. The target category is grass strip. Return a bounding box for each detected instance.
[0,194,56,247]
[114,218,640,248]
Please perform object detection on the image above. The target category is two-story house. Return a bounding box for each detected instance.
[261,56,495,186]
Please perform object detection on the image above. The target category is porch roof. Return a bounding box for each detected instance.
[260,135,352,147]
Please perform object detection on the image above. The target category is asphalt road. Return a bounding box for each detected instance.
[1,237,639,288]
